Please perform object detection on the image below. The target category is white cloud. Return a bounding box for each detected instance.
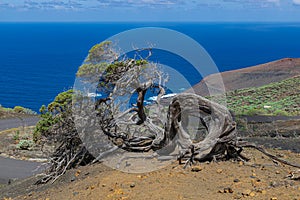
[0,0,289,12]
[0,0,184,11]
[293,0,300,5]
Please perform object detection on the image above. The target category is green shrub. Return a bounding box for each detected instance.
[16,139,34,150]
[244,108,267,116]
[13,106,25,113]
[273,109,289,116]
[13,130,20,141]
[33,90,73,143]
[12,106,37,115]
[224,76,300,116]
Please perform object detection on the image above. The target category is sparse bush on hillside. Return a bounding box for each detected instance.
[244,108,267,116]
[13,106,25,113]
[273,109,290,116]
[13,130,20,141]
[16,139,34,150]
[0,105,36,119]
[226,76,300,116]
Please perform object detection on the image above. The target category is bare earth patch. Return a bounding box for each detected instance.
[0,127,50,161]
[1,148,300,200]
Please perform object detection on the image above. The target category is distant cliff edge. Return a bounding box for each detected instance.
[189,58,300,96]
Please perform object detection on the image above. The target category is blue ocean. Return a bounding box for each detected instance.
[1,22,300,112]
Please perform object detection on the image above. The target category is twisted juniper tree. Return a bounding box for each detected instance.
[36,41,300,184]
[74,41,300,169]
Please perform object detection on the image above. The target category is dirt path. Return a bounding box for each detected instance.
[0,157,46,185]
[0,116,40,132]
[0,116,45,186]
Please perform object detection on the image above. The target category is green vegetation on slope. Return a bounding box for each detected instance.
[0,105,37,119]
[33,89,73,142]
[225,76,300,116]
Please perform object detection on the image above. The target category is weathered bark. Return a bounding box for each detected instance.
[99,92,300,169]
[37,49,300,184]
[135,87,147,125]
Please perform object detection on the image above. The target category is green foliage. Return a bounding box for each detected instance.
[13,130,20,141]
[244,108,267,116]
[33,89,73,142]
[76,63,108,77]
[85,41,113,64]
[47,89,73,114]
[273,109,289,116]
[103,59,147,82]
[77,41,117,78]
[16,139,34,150]
[13,106,25,113]
[0,105,36,116]
[33,111,54,142]
[225,76,300,116]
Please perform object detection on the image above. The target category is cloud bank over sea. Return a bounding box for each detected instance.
[1,0,300,22]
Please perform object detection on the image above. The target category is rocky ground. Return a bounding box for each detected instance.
[0,126,52,161]
[1,148,300,200]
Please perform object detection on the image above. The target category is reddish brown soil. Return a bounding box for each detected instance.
[190,58,300,96]
[2,148,300,200]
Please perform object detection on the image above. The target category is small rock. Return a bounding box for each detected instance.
[28,192,33,197]
[102,184,106,187]
[90,185,95,190]
[191,166,202,172]
[270,181,278,187]
[251,179,261,187]
[70,176,76,182]
[261,190,267,195]
[233,179,240,183]
[130,183,135,188]
[249,191,255,197]
[233,193,242,199]
[275,171,280,174]
[84,172,90,176]
[223,187,233,193]
[73,192,79,196]
[270,198,278,200]
[217,169,223,174]
[276,153,285,158]
[75,170,81,177]
[242,189,252,196]
[256,188,266,194]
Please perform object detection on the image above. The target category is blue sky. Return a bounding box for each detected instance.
[1,0,300,22]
